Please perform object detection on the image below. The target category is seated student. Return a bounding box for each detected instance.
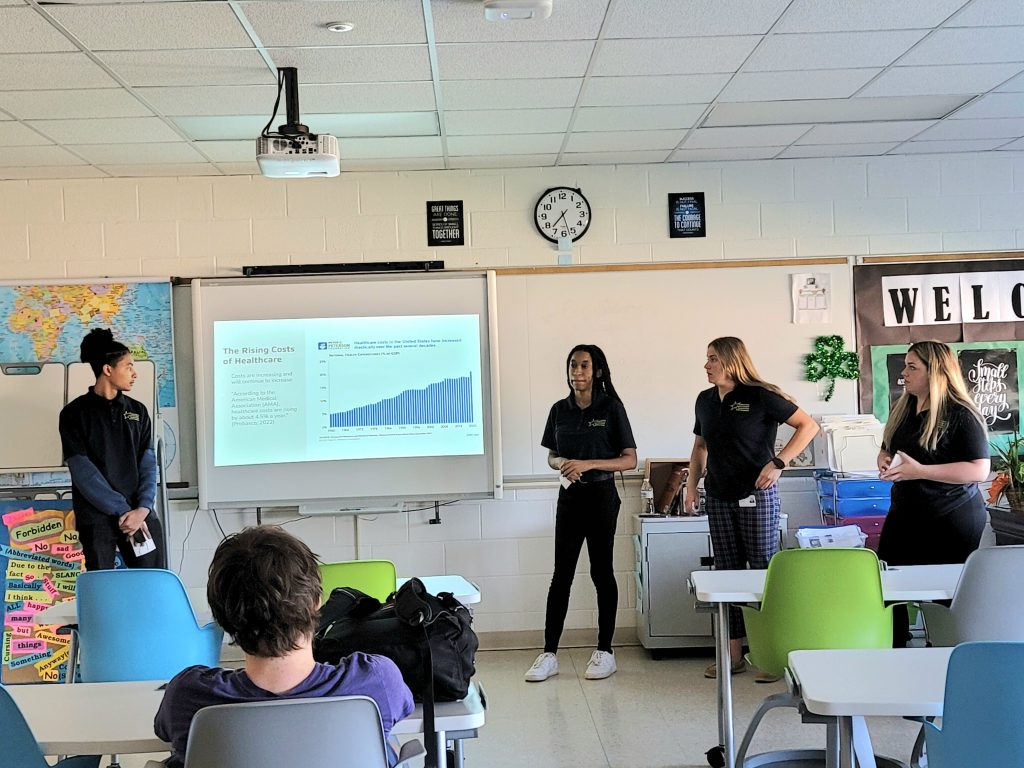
[154,526,414,767]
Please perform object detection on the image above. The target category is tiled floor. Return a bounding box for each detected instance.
[114,645,923,768]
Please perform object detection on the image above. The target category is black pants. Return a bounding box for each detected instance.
[878,492,985,647]
[544,479,620,654]
[78,512,166,571]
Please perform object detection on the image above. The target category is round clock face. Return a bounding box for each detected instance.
[534,187,591,243]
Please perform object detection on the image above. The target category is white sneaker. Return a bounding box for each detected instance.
[524,652,558,682]
[584,650,616,680]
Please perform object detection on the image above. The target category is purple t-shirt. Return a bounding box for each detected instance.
[154,653,413,767]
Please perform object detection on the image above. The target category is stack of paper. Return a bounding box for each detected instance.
[795,524,868,549]
[813,415,885,473]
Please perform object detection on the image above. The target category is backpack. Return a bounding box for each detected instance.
[313,576,479,701]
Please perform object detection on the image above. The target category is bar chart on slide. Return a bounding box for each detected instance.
[329,373,474,427]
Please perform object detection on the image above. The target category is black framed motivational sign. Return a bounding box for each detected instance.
[668,192,706,238]
[426,200,465,246]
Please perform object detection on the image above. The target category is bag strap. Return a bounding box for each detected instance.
[414,614,439,768]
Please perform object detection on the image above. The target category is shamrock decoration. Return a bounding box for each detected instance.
[804,335,859,401]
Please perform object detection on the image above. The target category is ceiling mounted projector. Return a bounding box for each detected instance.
[256,67,340,178]
[484,0,552,21]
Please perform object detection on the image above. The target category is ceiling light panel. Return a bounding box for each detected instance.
[441,79,582,110]
[0,53,118,90]
[98,49,274,87]
[43,3,253,51]
[858,64,1024,97]
[746,31,928,71]
[776,0,970,33]
[594,37,760,76]
[436,41,594,79]
[0,8,77,53]
[719,69,880,102]
[0,89,152,120]
[241,0,427,47]
[445,109,572,136]
[705,95,972,126]
[430,0,606,42]
[899,27,1024,65]
[605,0,790,37]
[269,46,431,83]
[573,105,706,132]
[581,74,730,107]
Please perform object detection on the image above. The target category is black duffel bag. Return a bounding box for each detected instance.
[313,576,478,702]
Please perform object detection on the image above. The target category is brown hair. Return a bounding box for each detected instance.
[207,526,321,658]
[708,336,791,400]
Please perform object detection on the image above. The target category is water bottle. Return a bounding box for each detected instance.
[640,477,655,515]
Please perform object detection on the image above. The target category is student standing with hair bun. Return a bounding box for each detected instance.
[59,328,166,570]
[525,344,637,683]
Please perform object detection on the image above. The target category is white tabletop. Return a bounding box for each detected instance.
[9,678,486,756]
[789,647,951,718]
[690,563,962,604]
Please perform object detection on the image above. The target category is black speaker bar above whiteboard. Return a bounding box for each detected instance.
[242,261,444,277]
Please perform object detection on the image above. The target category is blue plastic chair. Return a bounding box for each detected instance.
[922,641,1024,768]
[76,569,223,682]
[0,685,99,768]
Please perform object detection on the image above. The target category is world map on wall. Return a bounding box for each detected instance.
[0,282,176,409]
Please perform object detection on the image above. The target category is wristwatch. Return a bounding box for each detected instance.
[770,456,786,470]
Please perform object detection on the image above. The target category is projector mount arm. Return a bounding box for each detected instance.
[260,67,310,146]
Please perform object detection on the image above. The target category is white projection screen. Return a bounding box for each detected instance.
[192,272,501,509]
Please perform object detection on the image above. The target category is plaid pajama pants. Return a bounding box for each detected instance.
[706,484,781,639]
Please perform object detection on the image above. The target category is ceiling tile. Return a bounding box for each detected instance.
[778,142,900,158]
[573,105,705,132]
[916,117,1024,141]
[174,112,437,141]
[446,109,571,136]
[241,0,426,47]
[342,136,443,159]
[594,37,760,76]
[565,129,686,152]
[99,49,273,87]
[98,163,222,177]
[720,69,879,102]
[0,166,106,180]
[858,64,1024,97]
[899,27,1024,65]
[69,142,206,165]
[705,96,968,127]
[951,0,1024,27]
[998,71,1024,92]
[430,0,606,42]
[194,140,252,163]
[30,116,182,144]
[341,157,446,171]
[581,75,730,107]
[270,46,431,83]
[560,150,670,165]
[997,136,1024,149]
[0,145,87,166]
[682,125,811,148]
[138,85,275,116]
[301,82,437,113]
[669,146,784,161]
[448,154,555,168]
[776,0,969,32]
[798,121,935,144]
[605,0,789,37]
[894,138,1007,153]
[951,92,1024,119]
[441,79,581,110]
[747,31,927,71]
[44,3,253,51]
[0,89,152,120]
[215,161,261,175]
[437,41,594,80]
[0,53,118,90]
[0,7,77,53]
[0,122,51,146]
[448,134,564,155]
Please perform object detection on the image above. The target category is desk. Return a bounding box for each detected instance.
[689,563,961,768]
[9,678,487,767]
[789,647,951,768]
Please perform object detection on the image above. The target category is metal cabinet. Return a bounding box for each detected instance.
[634,514,714,653]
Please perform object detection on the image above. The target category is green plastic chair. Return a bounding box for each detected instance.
[319,560,397,603]
[736,548,899,768]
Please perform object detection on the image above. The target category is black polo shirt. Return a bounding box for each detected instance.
[694,384,797,501]
[542,390,636,482]
[884,397,988,516]
[59,388,153,523]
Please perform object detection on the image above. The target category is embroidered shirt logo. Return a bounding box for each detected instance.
[123,411,140,422]
[729,402,750,413]
[587,419,607,428]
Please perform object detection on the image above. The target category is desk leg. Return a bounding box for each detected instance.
[716,602,735,768]
[452,737,465,768]
[837,716,855,768]
[435,730,447,768]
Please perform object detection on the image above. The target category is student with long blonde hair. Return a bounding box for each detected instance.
[878,340,990,646]
[685,337,818,680]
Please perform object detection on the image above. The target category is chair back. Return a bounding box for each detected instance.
[0,685,99,768]
[319,560,397,603]
[77,569,223,682]
[925,641,1024,768]
[742,548,893,677]
[183,696,392,768]
[944,545,1024,642]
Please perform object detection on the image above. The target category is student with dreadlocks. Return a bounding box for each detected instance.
[524,344,637,683]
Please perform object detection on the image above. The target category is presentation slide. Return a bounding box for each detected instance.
[213,314,484,467]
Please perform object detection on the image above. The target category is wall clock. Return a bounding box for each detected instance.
[534,187,591,243]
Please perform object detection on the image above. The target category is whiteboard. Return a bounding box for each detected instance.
[0,363,65,471]
[496,263,857,477]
